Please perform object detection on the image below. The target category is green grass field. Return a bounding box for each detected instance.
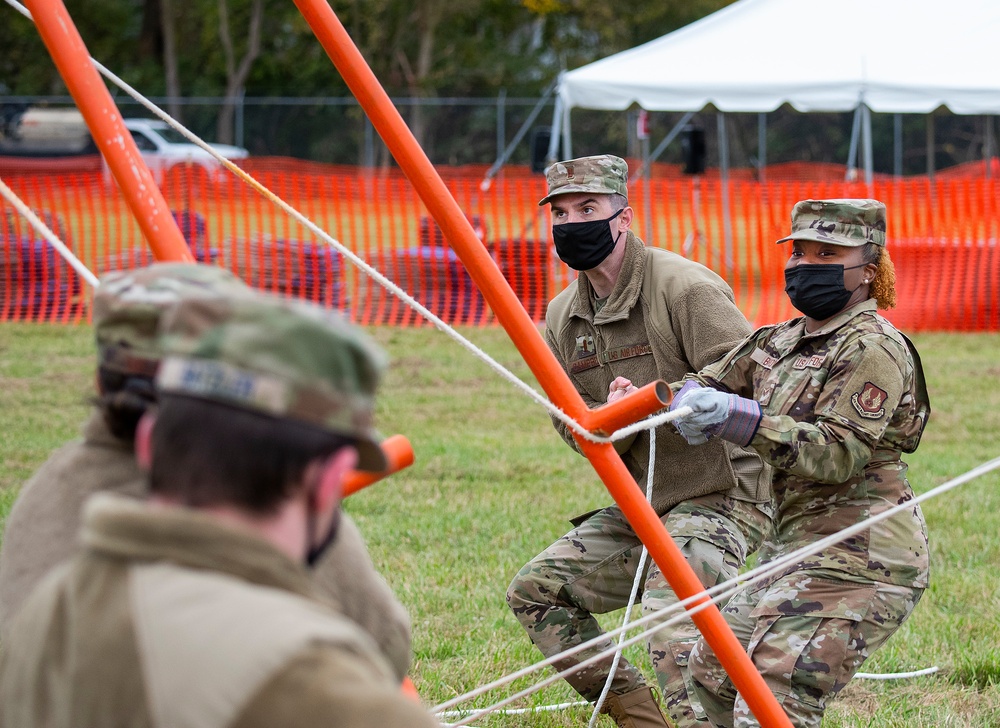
[1,323,998,726]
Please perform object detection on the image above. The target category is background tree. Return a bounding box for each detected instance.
[215,0,264,143]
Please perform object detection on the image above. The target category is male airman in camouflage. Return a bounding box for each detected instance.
[0,263,413,683]
[0,289,439,728]
[671,199,929,727]
[506,155,773,727]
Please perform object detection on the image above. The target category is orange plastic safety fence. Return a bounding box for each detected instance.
[1,160,997,332]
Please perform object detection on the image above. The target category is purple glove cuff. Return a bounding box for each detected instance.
[670,380,702,411]
[710,395,762,446]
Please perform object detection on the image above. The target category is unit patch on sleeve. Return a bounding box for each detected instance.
[851,381,888,419]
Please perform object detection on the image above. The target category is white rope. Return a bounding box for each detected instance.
[589,425,656,725]
[438,700,588,718]
[445,665,940,723]
[0,176,100,289]
[855,666,939,680]
[432,455,1000,721]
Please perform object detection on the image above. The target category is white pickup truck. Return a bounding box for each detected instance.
[121,118,249,183]
[1,109,249,182]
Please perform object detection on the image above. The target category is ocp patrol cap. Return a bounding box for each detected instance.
[155,292,389,472]
[538,155,629,206]
[94,263,250,378]
[777,199,887,248]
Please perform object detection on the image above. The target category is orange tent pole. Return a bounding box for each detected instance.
[293,2,791,725]
[23,0,193,263]
[343,434,415,497]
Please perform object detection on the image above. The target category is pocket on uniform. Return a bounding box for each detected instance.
[665,639,709,721]
[746,577,876,708]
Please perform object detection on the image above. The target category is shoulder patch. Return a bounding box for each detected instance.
[851,381,889,419]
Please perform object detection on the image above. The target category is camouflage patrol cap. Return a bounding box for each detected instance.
[155,293,389,472]
[94,263,250,378]
[777,199,887,248]
[538,155,629,206]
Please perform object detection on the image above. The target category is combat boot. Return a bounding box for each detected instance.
[601,686,675,728]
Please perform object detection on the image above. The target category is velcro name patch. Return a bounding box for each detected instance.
[158,357,287,414]
[750,347,778,369]
[793,354,826,370]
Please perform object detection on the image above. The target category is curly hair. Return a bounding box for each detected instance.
[862,243,897,309]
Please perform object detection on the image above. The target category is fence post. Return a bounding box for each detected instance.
[496,88,506,164]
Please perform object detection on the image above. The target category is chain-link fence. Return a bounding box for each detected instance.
[3,94,998,175]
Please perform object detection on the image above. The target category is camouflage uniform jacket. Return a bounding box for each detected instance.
[0,495,439,728]
[692,299,930,588]
[545,232,771,516]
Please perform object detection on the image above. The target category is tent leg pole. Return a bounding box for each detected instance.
[717,112,733,271]
[894,114,903,178]
[846,105,861,182]
[862,104,874,192]
[562,102,573,160]
[758,112,767,183]
[548,95,564,165]
[985,115,993,179]
[642,131,652,243]
[926,113,935,180]
[632,110,695,179]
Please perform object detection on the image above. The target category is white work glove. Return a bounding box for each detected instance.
[671,381,762,447]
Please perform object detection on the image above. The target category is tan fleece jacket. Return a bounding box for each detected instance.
[0,495,439,728]
[545,232,771,516]
[0,410,412,680]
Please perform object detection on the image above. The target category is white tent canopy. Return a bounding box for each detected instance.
[558,0,1000,115]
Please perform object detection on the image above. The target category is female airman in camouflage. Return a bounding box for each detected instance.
[671,199,929,727]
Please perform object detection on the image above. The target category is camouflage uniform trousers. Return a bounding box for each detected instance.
[506,493,773,727]
[689,571,924,728]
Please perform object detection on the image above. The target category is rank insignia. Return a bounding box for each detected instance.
[851,381,888,419]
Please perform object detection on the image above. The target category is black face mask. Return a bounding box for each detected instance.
[784,263,867,320]
[305,502,341,568]
[552,208,624,271]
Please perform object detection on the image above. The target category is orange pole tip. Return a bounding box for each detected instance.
[400,676,420,702]
[581,380,671,436]
[342,434,415,497]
